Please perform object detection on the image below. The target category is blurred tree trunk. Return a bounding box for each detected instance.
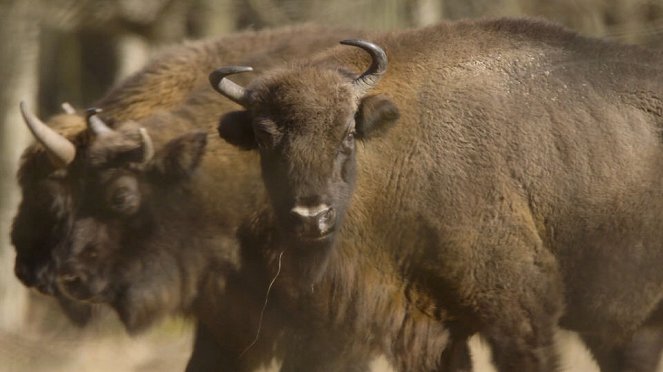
[410,0,443,26]
[189,0,236,37]
[0,0,40,332]
[115,33,151,82]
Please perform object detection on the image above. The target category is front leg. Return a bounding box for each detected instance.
[186,322,232,372]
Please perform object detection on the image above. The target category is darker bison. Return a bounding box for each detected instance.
[212,18,663,371]
[51,110,457,371]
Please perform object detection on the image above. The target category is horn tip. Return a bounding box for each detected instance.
[61,102,76,114]
[340,39,370,47]
[208,66,254,91]
[85,107,102,119]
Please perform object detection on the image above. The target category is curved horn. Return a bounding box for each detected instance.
[85,107,113,136]
[19,101,76,168]
[139,128,154,163]
[209,66,253,107]
[339,39,388,95]
[61,102,76,114]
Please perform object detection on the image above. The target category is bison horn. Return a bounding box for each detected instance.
[340,39,387,95]
[61,102,76,114]
[209,66,253,107]
[19,101,76,168]
[139,128,154,163]
[85,108,113,136]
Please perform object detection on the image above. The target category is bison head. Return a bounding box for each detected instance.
[51,112,209,332]
[210,40,399,247]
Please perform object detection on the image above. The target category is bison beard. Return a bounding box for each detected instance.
[212,18,663,372]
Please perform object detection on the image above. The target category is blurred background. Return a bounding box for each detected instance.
[2,0,663,371]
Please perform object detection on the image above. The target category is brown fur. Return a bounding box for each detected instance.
[13,25,464,371]
[217,18,663,372]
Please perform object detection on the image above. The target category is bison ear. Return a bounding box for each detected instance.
[218,111,257,150]
[355,94,400,139]
[149,131,207,180]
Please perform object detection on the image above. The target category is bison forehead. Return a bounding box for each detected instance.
[248,67,357,135]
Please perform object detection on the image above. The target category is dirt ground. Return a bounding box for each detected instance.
[3,322,661,372]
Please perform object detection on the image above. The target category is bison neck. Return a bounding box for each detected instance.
[236,209,450,371]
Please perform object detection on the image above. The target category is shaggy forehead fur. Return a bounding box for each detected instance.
[248,66,357,140]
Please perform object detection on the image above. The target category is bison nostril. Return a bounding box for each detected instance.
[321,207,335,222]
[317,207,336,233]
[291,204,331,219]
[290,204,336,237]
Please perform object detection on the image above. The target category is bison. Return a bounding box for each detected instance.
[14,25,466,371]
[211,18,663,372]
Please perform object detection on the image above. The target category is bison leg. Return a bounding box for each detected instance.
[581,323,663,372]
[186,322,230,372]
[438,335,472,372]
[578,301,663,372]
[621,324,663,372]
[480,250,562,371]
[432,211,563,372]
[279,330,375,372]
[483,318,560,372]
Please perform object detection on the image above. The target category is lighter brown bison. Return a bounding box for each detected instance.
[212,18,663,372]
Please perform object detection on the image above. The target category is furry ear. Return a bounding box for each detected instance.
[355,94,400,139]
[217,111,257,150]
[149,131,207,180]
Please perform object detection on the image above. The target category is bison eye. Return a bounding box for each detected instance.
[253,118,281,149]
[108,188,140,215]
[254,127,272,149]
[105,176,141,215]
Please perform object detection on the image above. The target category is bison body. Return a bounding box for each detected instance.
[214,18,663,371]
[14,25,462,371]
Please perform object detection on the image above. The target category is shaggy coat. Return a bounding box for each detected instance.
[14,25,462,371]
[216,18,663,372]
